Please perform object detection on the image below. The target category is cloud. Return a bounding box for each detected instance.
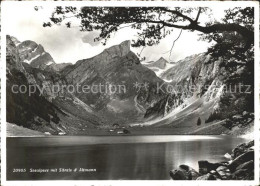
[4,4,223,64]
[81,31,101,46]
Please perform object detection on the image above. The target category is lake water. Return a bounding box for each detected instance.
[7,135,247,180]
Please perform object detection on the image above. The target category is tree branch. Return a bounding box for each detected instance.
[46,7,254,48]
[160,8,194,23]
[132,18,190,29]
[192,23,254,45]
[132,18,253,45]
[195,8,202,22]
[117,23,137,30]
[168,29,183,61]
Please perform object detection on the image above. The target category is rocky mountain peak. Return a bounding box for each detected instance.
[144,56,168,69]
[8,36,56,70]
[158,57,167,61]
[9,36,21,46]
[6,35,25,72]
[64,40,139,85]
[102,40,131,58]
[156,57,168,67]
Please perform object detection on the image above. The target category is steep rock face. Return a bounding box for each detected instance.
[64,40,134,85]
[7,36,38,85]
[7,36,62,133]
[161,53,224,101]
[45,63,73,72]
[147,50,252,130]
[7,36,70,101]
[8,36,20,46]
[7,35,26,73]
[144,53,225,120]
[144,93,183,119]
[144,57,168,69]
[6,36,106,134]
[21,62,68,101]
[10,36,55,70]
[62,40,171,124]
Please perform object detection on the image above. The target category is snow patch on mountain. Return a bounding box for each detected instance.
[46,61,54,66]
[24,54,40,64]
[142,60,176,81]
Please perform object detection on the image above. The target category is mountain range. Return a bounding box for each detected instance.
[6,35,254,136]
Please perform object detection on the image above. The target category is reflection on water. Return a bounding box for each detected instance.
[7,136,247,180]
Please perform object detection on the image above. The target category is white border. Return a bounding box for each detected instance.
[1,1,260,186]
[1,2,7,185]
[254,1,260,183]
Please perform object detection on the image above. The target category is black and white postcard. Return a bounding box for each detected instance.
[1,1,259,185]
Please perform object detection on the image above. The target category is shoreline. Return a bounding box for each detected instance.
[170,140,254,180]
[6,122,254,138]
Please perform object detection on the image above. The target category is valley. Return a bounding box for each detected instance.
[6,35,254,136]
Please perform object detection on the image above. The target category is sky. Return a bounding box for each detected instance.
[4,4,228,64]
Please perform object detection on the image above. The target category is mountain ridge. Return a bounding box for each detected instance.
[6,35,254,136]
[144,57,168,69]
[7,36,175,134]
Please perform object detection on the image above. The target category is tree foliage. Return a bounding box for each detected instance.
[198,7,254,115]
[41,6,254,49]
[197,117,202,126]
